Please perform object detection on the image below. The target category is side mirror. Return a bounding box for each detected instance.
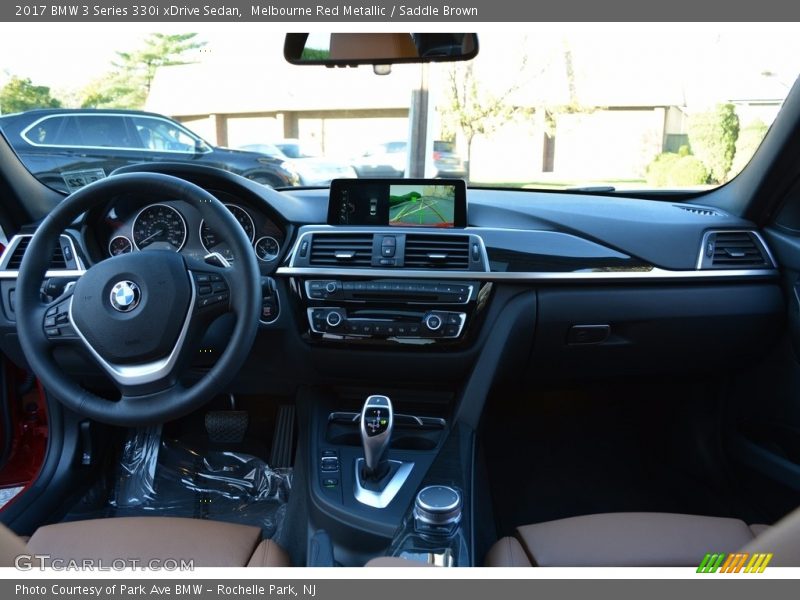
[284,33,478,67]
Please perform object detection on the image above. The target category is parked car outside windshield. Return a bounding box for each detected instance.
[239,139,356,186]
[0,109,300,193]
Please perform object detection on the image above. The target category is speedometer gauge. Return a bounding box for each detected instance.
[132,204,187,251]
[200,204,256,260]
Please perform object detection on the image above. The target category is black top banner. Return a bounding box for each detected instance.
[2,0,800,22]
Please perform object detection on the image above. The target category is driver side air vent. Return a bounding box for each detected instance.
[404,234,470,269]
[309,233,374,267]
[1,235,78,271]
[699,231,773,270]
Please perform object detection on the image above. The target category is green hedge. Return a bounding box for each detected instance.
[646,152,708,187]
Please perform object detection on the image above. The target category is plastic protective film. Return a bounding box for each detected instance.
[64,426,292,539]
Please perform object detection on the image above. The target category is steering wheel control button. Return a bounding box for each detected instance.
[43,297,78,340]
[194,272,230,310]
[109,280,142,313]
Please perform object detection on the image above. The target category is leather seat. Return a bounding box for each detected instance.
[486,507,800,567]
[1,517,290,567]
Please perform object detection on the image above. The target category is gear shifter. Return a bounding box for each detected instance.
[360,395,393,480]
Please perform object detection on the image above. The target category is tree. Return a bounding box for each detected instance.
[729,118,768,178]
[0,76,61,114]
[687,103,740,184]
[440,61,529,179]
[81,33,205,109]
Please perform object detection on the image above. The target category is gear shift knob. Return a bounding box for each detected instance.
[360,395,393,479]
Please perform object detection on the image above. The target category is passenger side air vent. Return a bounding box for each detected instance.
[404,234,470,270]
[309,233,374,267]
[699,231,773,270]
[2,235,74,270]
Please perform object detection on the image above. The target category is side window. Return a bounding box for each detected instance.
[22,115,71,145]
[72,115,137,148]
[131,117,197,153]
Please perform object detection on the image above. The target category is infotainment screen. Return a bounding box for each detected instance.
[328,178,467,228]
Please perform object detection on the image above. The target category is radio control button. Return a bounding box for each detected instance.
[325,281,338,294]
[326,311,343,327]
[425,314,443,331]
[444,325,460,337]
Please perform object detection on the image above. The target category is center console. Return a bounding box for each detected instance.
[304,388,472,567]
[292,180,483,566]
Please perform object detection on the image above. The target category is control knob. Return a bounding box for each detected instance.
[424,313,443,331]
[326,311,343,328]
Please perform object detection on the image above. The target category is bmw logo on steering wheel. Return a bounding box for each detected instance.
[109,280,142,313]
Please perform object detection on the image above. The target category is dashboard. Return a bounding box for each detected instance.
[0,163,786,394]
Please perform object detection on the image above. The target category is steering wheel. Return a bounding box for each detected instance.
[15,172,261,426]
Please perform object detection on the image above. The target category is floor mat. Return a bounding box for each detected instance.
[483,383,766,537]
[63,426,292,539]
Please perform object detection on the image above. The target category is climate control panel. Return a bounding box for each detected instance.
[308,307,467,339]
[297,277,485,344]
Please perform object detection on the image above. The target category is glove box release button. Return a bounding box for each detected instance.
[567,324,610,345]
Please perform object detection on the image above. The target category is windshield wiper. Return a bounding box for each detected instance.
[565,186,616,193]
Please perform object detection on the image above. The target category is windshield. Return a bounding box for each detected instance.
[0,24,798,193]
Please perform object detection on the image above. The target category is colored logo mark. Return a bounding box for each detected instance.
[697,552,773,573]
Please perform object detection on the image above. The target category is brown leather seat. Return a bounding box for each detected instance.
[2,517,290,567]
[486,508,800,567]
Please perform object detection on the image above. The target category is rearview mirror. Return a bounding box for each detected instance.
[284,33,479,67]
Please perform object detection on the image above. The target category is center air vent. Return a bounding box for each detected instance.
[309,233,374,267]
[2,235,71,270]
[699,231,772,270]
[404,234,470,269]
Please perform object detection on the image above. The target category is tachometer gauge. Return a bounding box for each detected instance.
[132,204,187,251]
[200,204,256,250]
[108,235,133,256]
[200,204,256,261]
[254,236,281,262]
